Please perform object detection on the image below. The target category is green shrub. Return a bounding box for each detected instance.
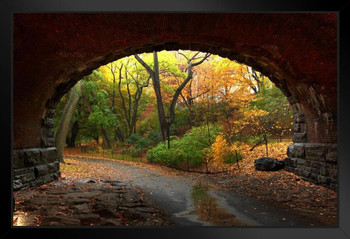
[127,133,142,144]
[146,125,221,168]
[171,109,191,135]
[120,148,127,155]
[127,133,152,149]
[147,130,162,144]
[129,146,142,157]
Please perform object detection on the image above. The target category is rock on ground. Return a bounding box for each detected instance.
[254,157,285,171]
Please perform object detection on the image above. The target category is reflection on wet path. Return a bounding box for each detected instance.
[189,184,249,226]
[172,182,260,226]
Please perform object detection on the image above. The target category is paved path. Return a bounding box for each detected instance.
[13,176,170,226]
[74,157,319,227]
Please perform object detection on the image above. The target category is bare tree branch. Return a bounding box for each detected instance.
[192,53,211,66]
[134,54,154,76]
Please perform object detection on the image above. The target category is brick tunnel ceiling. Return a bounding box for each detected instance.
[13,13,337,148]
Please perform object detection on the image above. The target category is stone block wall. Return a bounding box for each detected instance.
[283,97,337,191]
[13,109,60,191]
[284,143,337,190]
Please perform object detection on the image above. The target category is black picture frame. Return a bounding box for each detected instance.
[1,0,349,238]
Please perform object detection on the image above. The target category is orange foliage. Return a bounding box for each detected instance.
[208,134,291,172]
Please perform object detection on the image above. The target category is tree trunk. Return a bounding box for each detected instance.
[151,52,167,141]
[135,52,167,141]
[130,86,143,135]
[100,126,111,149]
[117,65,131,136]
[67,120,79,147]
[107,62,127,143]
[263,132,269,157]
[55,81,82,163]
[168,52,211,128]
[168,64,193,127]
[115,127,125,142]
[135,51,210,141]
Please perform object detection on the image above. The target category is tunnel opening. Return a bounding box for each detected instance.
[33,40,336,191]
[52,50,294,172]
[13,13,338,227]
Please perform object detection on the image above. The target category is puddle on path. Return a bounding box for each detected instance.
[175,183,258,226]
[190,184,249,226]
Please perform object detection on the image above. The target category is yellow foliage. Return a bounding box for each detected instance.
[210,135,231,166]
[208,135,292,172]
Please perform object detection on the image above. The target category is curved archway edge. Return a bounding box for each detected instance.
[13,13,337,190]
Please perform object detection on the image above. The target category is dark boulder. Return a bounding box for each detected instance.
[254,157,285,171]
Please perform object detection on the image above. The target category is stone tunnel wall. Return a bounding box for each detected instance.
[13,109,61,191]
[283,96,337,190]
[285,143,337,190]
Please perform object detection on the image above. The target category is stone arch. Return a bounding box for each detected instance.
[13,13,337,190]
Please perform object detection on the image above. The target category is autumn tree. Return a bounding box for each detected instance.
[105,60,124,142]
[249,79,293,141]
[103,57,152,140]
[134,52,167,141]
[135,51,210,141]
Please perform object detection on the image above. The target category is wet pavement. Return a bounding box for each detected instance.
[59,157,321,227]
